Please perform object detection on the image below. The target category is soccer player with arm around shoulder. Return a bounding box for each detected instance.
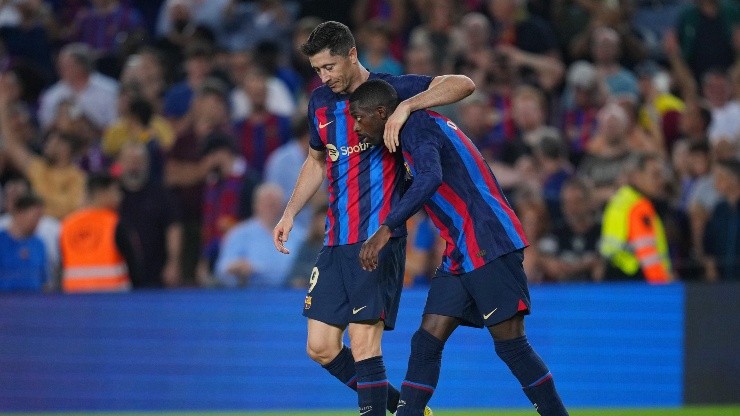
[350,79,569,416]
[271,21,474,416]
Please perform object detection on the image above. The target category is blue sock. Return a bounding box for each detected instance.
[494,336,568,416]
[321,346,400,412]
[398,329,444,416]
[355,356,390,416]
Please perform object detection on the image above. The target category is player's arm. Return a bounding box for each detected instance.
[384,74,475,152]
[359,136,442,271]
[273,147,326,254]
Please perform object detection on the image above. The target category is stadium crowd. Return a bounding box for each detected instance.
[0,0,738,292]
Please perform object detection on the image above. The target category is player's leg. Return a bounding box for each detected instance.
[466,250,568,416]
[348,320,389,416]
[397,271,482,416]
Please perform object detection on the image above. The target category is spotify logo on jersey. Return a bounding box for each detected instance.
[326,142,373,162]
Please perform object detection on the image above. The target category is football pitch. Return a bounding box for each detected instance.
[7,407,740,416]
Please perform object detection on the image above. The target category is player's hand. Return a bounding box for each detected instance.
[273,216,294,254]
[359,225,392,271]
[383,101,411,153]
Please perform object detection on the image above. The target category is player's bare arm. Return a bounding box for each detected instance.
[384,74,475,152]
[273,148,326,254]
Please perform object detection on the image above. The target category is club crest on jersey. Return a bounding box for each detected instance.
[304,295,312,310]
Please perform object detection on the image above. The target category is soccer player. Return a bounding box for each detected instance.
[350,79,569,416]
[272,21,474,416]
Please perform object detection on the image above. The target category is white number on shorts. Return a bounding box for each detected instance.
[308,267,319,293]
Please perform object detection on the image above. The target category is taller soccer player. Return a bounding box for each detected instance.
[351,79,568,415]
[272,21,474,416]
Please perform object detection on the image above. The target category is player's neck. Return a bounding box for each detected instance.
[346,65,370,94]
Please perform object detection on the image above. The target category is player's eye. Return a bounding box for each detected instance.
[326,65,334,71]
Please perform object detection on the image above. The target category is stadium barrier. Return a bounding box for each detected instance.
[0,282,736,411]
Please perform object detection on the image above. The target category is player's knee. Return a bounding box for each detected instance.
[306,340,340,365]
[489,314,525,341]
[420,314,459,342]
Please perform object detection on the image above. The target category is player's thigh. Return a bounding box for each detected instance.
[306,318,346,365]
[347,320,385,361]
[424,270,485,329]
[302,245,352,327]
[461,249,531,328]
[345,237,406,330]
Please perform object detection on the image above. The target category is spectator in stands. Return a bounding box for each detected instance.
[60,173,135,292]
[156,0,229,40]
[684,142,720,266]
[703,158,740,281]
[358,20,403,76]
[219,0,295,54]
[0,76,87,220]
[403,212,444,287]
[119,48,167,111]
[455,92,498,161]
[215,183,303,288]
[533,133,573,224]
[513,184,550,283]
[408,0,464,75]
[352,0,408,61]
[404,45,436,77]
[589,26,639,100]
[38,43,118,132]
[561,61,604,163]
[636,61,685,151]
[0,177,60,286]
[233,67,292,175]
[703,68,740,159]
[68,0,145,58]
[501,85,554,166]
[0,0,54,82]
[285,204,327,289]
[578,102,633,207]
[600,152,673,283]
[539,178,604,282]
[165,77,231,286]
[198,132,260,280]
[118,142,182,288]
[0,192,46,292]
[162,41,216,134]
[289,16,323,93]
[229,52,296,120]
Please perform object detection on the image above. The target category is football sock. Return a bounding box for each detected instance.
[321,346,401,412]
[494,336,568,416]
[355,356,389,416]
[397,329,444,416]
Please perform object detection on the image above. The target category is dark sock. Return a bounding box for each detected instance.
[494,336,568,416]
[398,329,444,416]
[355,356,389,416]
[321,346,401,412]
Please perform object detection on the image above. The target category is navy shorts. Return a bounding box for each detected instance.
[423,249,531,328]
[302,237,406,330]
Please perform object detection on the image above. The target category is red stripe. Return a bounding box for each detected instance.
[358,381,389,389]
[436,183,485,269]
[401,381,435,393]
[450,123,527,244]
[316,107,335,245]
[240,120,253,161]
[343,103,360,243]
[425,207,460,272]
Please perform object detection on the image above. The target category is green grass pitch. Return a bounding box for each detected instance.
[7,407,740,416]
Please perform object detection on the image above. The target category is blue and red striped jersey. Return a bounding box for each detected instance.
[308,73,432,246]
[384,110,528,274]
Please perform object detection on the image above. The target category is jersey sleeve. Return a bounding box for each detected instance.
[383,118,444,230]
[385,74,433,101]
[307,96,325,151]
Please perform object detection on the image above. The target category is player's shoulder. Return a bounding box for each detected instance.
[308,84,337,107]
[372,72,432,87]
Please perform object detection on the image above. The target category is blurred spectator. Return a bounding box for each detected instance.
[118,48,167,109]
[358,19,403,75]
[404,211,444,287]
[702,158,740,281]
[539,178,604,282]
[117,142,182,288]
[162,41,216,132]
[533,133,573,224]
[285,204,327,289]
[0,76,87,220]
[215,183,303,288]
[0,177,60,284]
[404,45,436,77]
[636,61,685,151]
[219,0,296,53]
[703,68,740,159]
[408,0,464,75]
[38,43,119,131]
[156,0,229,39]
[486,0,559,57]
[233,67,292,175]
[253,39,303,104]
[67,0,145,59]
[0,191,46,292]
[455,92,497,161]
[561,61,604,161]
[589,26,639,100]
[229,52,296,120]
[0,0,54,82]
[615,96,665,156]
[513,184,550,283]
[684,141,720,265]
[165,78,231,285]
[289,16,323,93]
[578,102,632,207]
[198,132,261,280]
[352,0,408,61]
[501,85,554,166]
[600,152,673,283]
[674,0,739,81]
[60,173,135,292]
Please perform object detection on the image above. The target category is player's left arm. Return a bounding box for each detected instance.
[359,133,443,271]
[384,74,475,152]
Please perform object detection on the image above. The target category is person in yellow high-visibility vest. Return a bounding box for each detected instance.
[600,152,673,283]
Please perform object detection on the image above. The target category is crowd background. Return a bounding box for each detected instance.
[0,0,737,292]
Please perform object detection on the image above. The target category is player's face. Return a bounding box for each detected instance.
[309,48,357,94]
[350,105,385,146]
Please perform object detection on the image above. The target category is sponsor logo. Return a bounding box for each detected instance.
[483,308,497,320]
[326,142,373,162]
[447,120,458,130]
[326,144,339,162]
[319,120,334,129]
[352,305,368,315]
[360,406,373,415]
[304,295,312,310]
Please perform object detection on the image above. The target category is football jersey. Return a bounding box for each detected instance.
[384,110,528,274]
[308,73,432,246]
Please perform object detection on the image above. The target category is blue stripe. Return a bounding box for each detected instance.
[346,375,357,386]
[368,148,383,237]
[335,101,349,245]
[528,372,552,387]
[402,380,435,391]
[430,194,474,271]
[357,379,388,387]
[433,117,524,248]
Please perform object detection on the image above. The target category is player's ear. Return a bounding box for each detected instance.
[377,106,387,119]
[348,47,358,63]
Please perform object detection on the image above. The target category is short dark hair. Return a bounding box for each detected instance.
[300,21,355,57]
[86,173,118,196]
[715,158,740,179]
[12,192,43,212]
[128,97,153,127]
[349,79,399,113]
